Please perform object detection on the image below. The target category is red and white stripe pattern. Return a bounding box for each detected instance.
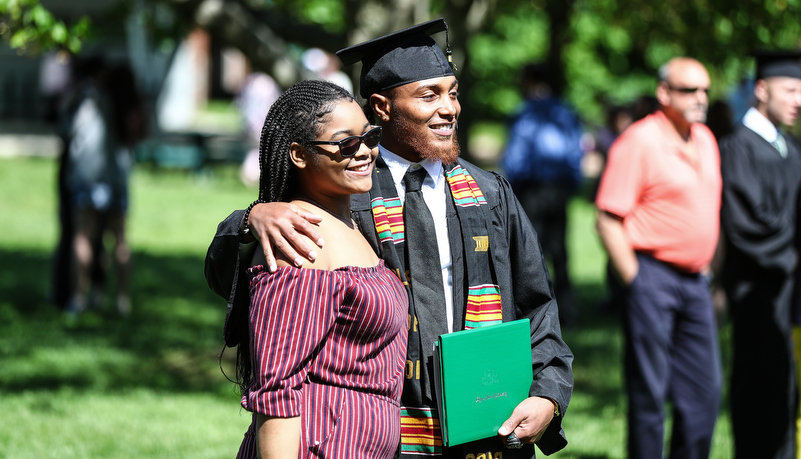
[236,261,408,458]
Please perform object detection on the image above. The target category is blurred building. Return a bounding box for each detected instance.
[0,0,251,165]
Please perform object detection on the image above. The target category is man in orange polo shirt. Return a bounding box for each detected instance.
[595,57,722,459]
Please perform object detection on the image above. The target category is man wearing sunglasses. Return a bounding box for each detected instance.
[595,57,722,459]
[206,18,572,459]
[718,51,801,459]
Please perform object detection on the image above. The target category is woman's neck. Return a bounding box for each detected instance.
[293,194,353,229]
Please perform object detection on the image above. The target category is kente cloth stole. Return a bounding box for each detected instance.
[369,158,502,456]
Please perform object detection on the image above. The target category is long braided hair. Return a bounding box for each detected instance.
[257,79,356,204]
[234,79,356,394]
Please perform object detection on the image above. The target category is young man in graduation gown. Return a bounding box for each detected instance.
[206,19,573,458]
[719,51,801,459]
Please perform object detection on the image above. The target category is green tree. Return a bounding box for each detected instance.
[561,0,801,124]
[4,0,801,136]
[0,0,90,53]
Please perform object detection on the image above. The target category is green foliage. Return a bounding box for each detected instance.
[289,0,343,29]
[563,0,801,123]
[561,8,661,124]
[468,8,550,118]
[0,0,90,54]
[7,0,801,129]
[467,0,801,126]
[269,0,345,31]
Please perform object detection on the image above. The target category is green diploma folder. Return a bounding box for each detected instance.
[433,318,533,446]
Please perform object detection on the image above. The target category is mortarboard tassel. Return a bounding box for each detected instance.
[444,20,457,72]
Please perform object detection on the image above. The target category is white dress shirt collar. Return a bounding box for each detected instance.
[378,146,444,195]
[742,106,780,144]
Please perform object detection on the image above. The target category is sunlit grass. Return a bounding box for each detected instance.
[0,156,734,458]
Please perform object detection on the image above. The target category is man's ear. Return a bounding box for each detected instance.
[754,79,769,105]
[655,81,671,107]
[289,142,309,169]
[371,93,391,122]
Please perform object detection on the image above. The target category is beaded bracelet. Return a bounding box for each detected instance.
[242,199,266,236]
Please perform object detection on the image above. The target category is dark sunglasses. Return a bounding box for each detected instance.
[308,126,382,157]
[667,85,710,95]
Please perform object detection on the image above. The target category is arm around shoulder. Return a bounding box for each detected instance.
[246,201,324,272]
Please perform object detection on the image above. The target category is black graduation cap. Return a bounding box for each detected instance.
[754,49,801,80]
[336,18,456,99]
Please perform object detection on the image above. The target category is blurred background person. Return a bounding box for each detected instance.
[57,57,146,316]
[102,63,148,316]
[705,98,734,323]
[719,50,801,459]
[728,77,757,125]
[40,50,73,124]
[633,95,659,121]
[796,175,801,459]
[706,99,734,142]
[500,62,584,328]
[587,103,633,204]
[301,47,353,94]
[51,52,78,311]
[235,72,281,187]
[57,55,111,314]
[595,57,722,459]
[594,104,634,161]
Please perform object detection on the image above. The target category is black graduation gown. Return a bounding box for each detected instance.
[205,156,574,458]
[795,188,801,324]
[719,125,801,459]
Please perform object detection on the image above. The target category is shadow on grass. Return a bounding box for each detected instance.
[0,246,637,426]
[563,280,627,412]
[0,248,237,397]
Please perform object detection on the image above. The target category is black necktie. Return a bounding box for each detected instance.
[403,166,448,401]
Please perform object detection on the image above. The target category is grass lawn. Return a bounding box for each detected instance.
[0,156,733,458]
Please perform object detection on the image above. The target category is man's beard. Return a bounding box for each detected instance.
[684,104,708,124]
[392,115,461,164]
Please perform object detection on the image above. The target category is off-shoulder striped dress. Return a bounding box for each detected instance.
[236,260,408,458]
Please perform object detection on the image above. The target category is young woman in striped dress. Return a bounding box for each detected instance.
[232,79,408,458]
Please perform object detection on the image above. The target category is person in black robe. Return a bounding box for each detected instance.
[206,19,573,459]
[719,50,801,459]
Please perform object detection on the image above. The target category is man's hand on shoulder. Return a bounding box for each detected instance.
[246,202,324,272]
[498,396,557,446]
